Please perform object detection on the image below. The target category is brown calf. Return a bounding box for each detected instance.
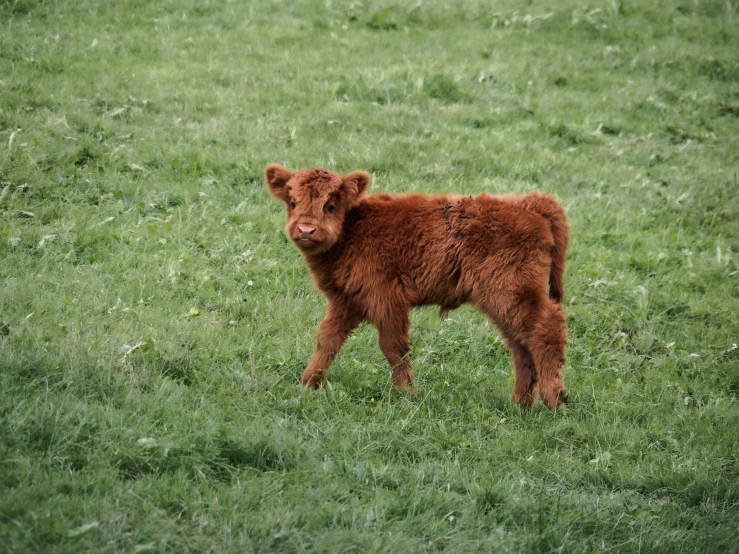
[266,164,569,409]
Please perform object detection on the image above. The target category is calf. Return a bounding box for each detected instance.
[266,164,569,409]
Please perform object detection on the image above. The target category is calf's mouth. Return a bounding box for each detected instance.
[293,236,321,251]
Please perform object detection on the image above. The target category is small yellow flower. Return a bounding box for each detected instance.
[444,380,450,387]
[370,397,375,403]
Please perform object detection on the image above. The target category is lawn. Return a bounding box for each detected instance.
[1,0,738,552]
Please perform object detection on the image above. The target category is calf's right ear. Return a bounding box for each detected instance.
[265,164,293,203]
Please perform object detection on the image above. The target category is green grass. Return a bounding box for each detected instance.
[1,0,738,552]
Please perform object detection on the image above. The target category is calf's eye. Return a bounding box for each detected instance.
[326,205,335,213]
[290,201,297,209]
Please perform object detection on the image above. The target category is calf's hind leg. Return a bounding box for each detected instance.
[477,293,567,409]
[519,298,567,409]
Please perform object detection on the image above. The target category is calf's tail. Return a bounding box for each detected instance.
[519,193,569,303]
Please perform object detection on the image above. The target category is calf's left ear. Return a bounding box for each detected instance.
[341,170,370,203]
[265,164,293,203]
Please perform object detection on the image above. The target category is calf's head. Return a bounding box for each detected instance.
[265,164,370,254]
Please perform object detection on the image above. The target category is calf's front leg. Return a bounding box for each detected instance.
[377,311,414,393]
[302,303,362,388]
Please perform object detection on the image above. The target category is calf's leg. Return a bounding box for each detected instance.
[475,291,567,409]
[522,299,567,409]
[302,303,362,388]
[505,338,538,407]
[376,312,414,392]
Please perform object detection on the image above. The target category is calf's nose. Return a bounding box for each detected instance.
[297,225,317,239]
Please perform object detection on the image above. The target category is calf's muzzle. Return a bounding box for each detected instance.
[297,225,317,241]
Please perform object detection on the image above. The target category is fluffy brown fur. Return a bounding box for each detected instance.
[266,164,569,409]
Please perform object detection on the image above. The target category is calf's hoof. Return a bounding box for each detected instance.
[391,369,416,395]
[392,382,417,396]
[540,386,568,410]
[511,389,537,408]
[301,369,324,389]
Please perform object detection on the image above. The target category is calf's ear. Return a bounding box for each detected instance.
[265,164,293,203]
[341,170,370,204]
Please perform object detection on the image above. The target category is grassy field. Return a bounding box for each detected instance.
[1,0,738,552]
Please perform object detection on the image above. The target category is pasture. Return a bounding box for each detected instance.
[1,0,738,552]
